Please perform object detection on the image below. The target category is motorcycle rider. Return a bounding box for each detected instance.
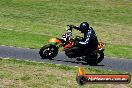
[70,22,98,54]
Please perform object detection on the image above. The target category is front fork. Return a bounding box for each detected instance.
[54,43,66,51]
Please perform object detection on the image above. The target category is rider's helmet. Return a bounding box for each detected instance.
[79,22,89,33]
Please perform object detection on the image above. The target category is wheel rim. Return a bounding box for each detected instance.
[43,47,55,56]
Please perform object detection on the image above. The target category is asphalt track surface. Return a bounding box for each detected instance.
[0,45,132,73]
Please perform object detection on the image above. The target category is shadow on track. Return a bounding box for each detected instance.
[42,58,104,66]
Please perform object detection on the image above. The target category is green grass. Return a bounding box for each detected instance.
[0,58,131,88]
[0,28,50,48]
[105,44,132,59]
[0,0,132,59]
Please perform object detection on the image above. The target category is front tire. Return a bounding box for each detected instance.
[39,44,58,59]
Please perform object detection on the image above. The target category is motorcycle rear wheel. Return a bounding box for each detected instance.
[85,51,104,65]
[39,44,58,59]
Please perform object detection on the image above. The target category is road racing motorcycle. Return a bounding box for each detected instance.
[39,25,105,65]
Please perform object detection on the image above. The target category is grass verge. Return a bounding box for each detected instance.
[105,44,132,59]
[0,58,131,88]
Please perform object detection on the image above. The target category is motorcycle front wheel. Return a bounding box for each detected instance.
[39,44,58,59]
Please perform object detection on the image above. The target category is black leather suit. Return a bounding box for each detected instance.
[74,26,98,53]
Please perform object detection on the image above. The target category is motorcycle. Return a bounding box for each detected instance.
[39,25,105,65]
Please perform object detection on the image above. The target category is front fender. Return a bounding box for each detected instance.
[49,38,61,43]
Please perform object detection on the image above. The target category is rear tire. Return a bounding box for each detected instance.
[85,52,104,65]
[97,51,104,63]
[39,44,58,59]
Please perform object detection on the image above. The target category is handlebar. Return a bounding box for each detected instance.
[67,25,75,30]
[61,25,74,41]
[66,25,73,33]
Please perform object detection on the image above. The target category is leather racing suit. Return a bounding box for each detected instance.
[73,26,98,53]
